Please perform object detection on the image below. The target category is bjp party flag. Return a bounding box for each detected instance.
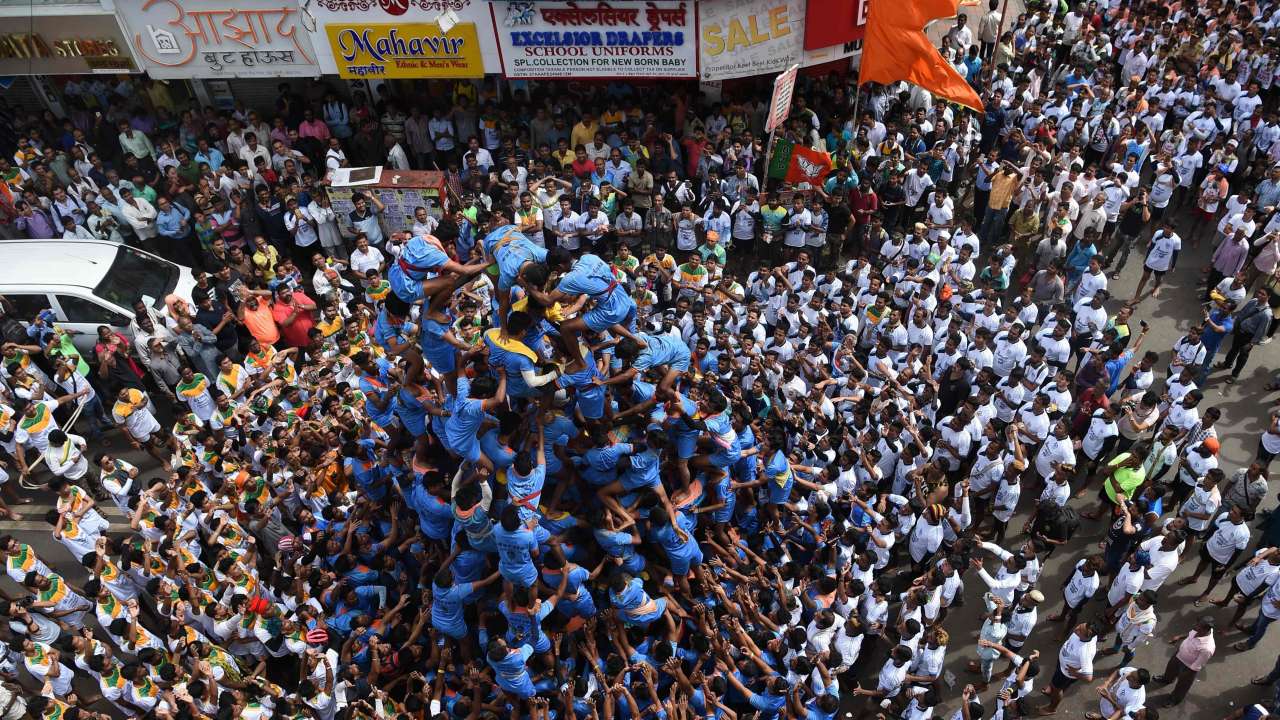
[767,138,832,185]
[860,0,984,112]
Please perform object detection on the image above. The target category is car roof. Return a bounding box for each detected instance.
[0,240,119,291]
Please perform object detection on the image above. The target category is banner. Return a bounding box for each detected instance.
[326,22,484,78]
[699,0,803,81]
[765,64,797,132]
[0,14,136,75]
[767,137,831,185]
[116,0,319,78]
[804,0,868,50]
[308,0,500,75]
[490,1,696,79]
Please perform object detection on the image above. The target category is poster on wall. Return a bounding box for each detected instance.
[325,22,485,78]
[308,0,501,76]
[115,0,320,78]
[698,0,803,81]
[490,1,697,79]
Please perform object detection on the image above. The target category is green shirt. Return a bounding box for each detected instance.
[697,243,727,265]
[1104,453,1147,504]
[50,333,90,376]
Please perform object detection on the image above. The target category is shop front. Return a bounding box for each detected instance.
[0,8,138,115]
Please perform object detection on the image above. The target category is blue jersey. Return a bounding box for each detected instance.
[634,332,691,372]
[443,376,485,459]
[419,313,457,372]
[409,483,454,541]
[500,599,554,651]
[484,225,547,291]
[358,362,398,427]
[373,307,413,354]
[558,361,606,418]
[559,254,636,332]
[389,237,451,303]
[483,329,540,398]
[395,387,429,436]
[506,464,546,525]
[431,580,477,637]
[493,522,539,586]
[650,512,698,563]
[488,645,535,697]
[764,450,795,505]
[703,411,740,467]
[480,430,517,474]
[542,413,576,474]
[453,499,495,551]
[623,447,662,492]
[581,442,633,487]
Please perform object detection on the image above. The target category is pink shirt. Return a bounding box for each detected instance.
[1175,630,1215,671]
[299,119,332,141]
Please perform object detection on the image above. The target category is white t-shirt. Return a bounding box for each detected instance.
[1144,231,1181,272]
[1205,514,1251,564]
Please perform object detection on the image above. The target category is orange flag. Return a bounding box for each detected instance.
[860,0,984,112]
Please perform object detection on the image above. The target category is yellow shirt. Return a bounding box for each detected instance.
[571,121,600,150]
[252,246,280,281]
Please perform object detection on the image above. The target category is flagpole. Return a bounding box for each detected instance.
[984,0,1011,82]
[852,53,863,126]
[762,129,778,193]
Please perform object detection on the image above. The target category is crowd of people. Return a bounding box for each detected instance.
[1,0,1280,718]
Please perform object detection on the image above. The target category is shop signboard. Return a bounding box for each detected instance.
[490,1,696,79]
[309,0,501,76]
[0,13,137,74]
[325,21,484,78]
[116,0,321,78]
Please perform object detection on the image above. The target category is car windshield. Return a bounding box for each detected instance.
[92,246,178,310]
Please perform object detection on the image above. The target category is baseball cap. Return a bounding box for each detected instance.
[1202,436,1220,454]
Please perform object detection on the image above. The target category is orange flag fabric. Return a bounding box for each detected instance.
[859,0,984,112]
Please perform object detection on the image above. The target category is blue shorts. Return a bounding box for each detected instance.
[450,439,481,464]
[558,592,597,619]
[500,563,539,588]
[672,432,698,460]
[622,598,666,627]
[669,546,703,576]
[434,618,468,640]
[583,295,636,333]
[576,390,606,420]
[507,630,551,655]
[420,338,457,374]
[711,497,736,524]
[665,356,691,372]
[498,675,537,699]
[709,450,740,469]
[618,553,645,575]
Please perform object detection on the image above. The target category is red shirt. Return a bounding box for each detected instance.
[850,189,880,223]
[571,158,595,179]
[270,291,316,348]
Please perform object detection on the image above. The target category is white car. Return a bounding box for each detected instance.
[0,240,196,356]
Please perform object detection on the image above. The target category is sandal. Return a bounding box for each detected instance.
[1225,377,1237,385]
